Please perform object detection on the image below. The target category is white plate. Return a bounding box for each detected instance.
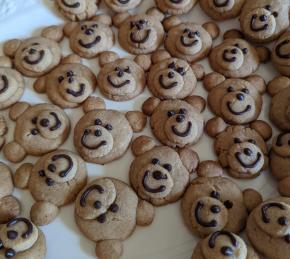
[0,0,280,258]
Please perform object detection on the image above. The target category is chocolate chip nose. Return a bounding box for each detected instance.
[168,71,175,78]
[95,129,102,137]
[278,216,288,226]
[29,48,37,54]
[231,48,238,54]
[260,15,267,22]
[244,148,252,156]
[85,28,94,35]
[152,171,167,180]
[176,114,185,123]
[188,31,195,38]
[210,205,221,214]
[40,119,49,127]
[236,93,245,101]
[117,70,124,77]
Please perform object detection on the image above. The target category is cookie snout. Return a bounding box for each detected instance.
[176,28,202,55]
[273,133,290,157]
[220,46,244,71]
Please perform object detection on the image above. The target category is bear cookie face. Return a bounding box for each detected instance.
[155,0,197,15]
[246,197,290,259]
[104,0,142,13]
[240,0,290,43]
[0,218,46,259]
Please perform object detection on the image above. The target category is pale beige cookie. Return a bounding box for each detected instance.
[3,103,70,163]
[0,218,46,259]
[240,0,290,43]
[75,177,154,259]
[55,0,99,21]
[104,0,142,13]
[155,0,197,15]
[246,197,290,259]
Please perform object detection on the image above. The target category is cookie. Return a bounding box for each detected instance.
[34,60,96,109]
[0,163,20,224]
[3,102,70,163]
[104,0,142,13]
[74,97,146,164]
[64,15,114,59]
[240,0,290,43]
[0,218,46,259]
[206,117,271,178]
[142,97,205,148]
[182,161,261,237]
[164,17,219,62]
[272,30,290,77]
[191,230,259,259]
[0,57,24,110]
[75,177,154,259]
[200,0,246,21]
[129,136,197,206]
[146,50,204,100]
[246,197,290,259]
[97,51,146,101]
[55,0,99,21]
[204,73,266,125]
[155,0,197,15]
[115,9,165,54]
[268,76,290,131]
[14,150,87,226]
[0,116,7,151]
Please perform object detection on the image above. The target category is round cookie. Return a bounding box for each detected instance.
[199,0,246,21]
[75,177,154,259]
[14,150,87,226]
[65,15,114,59]
[55,0,99,21]
[209,38,261,78]
[34,61,96,109]
[97,52,146,101]
[0,218,46,259]
[74,98,146,164]
[143,97,205,148]
[204,73,266,125]
[155,0,197,15]
[3,102,70,163]
[246,197,290,259]
[104,0,142,13]
[129,136,197,206]
[191,231,259,259]
[240,0,290,43]
[206,118,270,179]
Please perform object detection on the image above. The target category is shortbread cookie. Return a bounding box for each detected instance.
[192,231,259,259]
[246,197,290,259]
[206,117,271,179]
[64,15,114,59]
[34,61,96,109]
[155,0,197,15]
[0,217,46,259]
[55,0,99,21]
[104,0,142,13]
[240,0,290,43]
[14,150,87,226]
[129,136,197,206]
[74,97,146,164]
[142,97,205,148]
[75,177,154,259]
[3,102,70,163]
[200,0,246,21]
[97,52,146,101]
[204,73,266,125]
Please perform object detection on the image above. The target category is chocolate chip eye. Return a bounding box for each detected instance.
[139,19,146,24]
[38,170,45,177]
[67,71,74,77]
[105,124,113,131]
[248,139,256,144]
[109,203,119,213]
[81,25,87,30]
[94,200,102,209]
[124,66,131,73]
[168,62,176,69]
[234,43,240,48]
[163,164,172,172]
[183,28,190,33]
[234,138,241,144]
[95,129,102,137]
[273,12,278,17]
[95,118,102,125]
[210,191,220,199]
[242,88,249,94]
[265,5,271,10]
[179,108,187,115]
[194,31,200,37]
[152,158,160,165]
[224,200,233,209]
[58,76,64,83]
[227,86,234,92]
[167,110,175,117]
[177,67,185,76]
[92,24,98,28]
[31,117,37,124]
[242,48,248,54]
[278,216,288,226]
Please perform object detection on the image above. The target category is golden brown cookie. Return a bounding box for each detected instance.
[104,0,142,13]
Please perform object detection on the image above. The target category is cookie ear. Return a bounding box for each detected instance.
[61,54,82,64]
[91,14,112,26]
[179,147,199,173]
[3,39,22,58]
[191,63,205,81]
[205,117,227,138]
[223,29,244,40]
[0,196,21,223]
[41,25,64,42]
[30,201,59,226]
[136,200,155,226]
[202,22,220,40]
[278,176,290,197]
[9,102,30,121]
[134,54,152,71]
[82,97,106,113]
[250,120,272,141]
[126,111,147,133]
[99,51,119,67]
[267,76,290,97]
[184,95,206,113]
[142,97,161,116]
[96,240,123,259]
[256,46,271,63]
[146,7,165,22]
[112,12,130,28]
[14,163,33,189]
[203,72,226,91]
[63,22,78,37]
[163,16,182,32]
[243,189,263,212]
[245,75,266,94]
[131,136,156,156]
[0,56,12,68]
[151,49,171,64]
[3,142,27,163]
[33,76,47,93]
[196,160,224,178]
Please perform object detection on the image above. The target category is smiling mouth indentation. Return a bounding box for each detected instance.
[107,75,130,88]
[170,0,183,3]
[159,75,178,89]
[66,83,85,97]
[0,75,9,94]
[24,50,45,65]
[275,39,290,59]
[81,129,107,150]
[180,36,199,47]
[250,15,269,32]
[79,36,101,49]
[117,0,130,3]
[235,152,262,168]
[61,0,80,8]
[130,29,151,44]
[142,171,167,193]
[213,0,230,7]
[172,121,192,137]
[227,102,251,115]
